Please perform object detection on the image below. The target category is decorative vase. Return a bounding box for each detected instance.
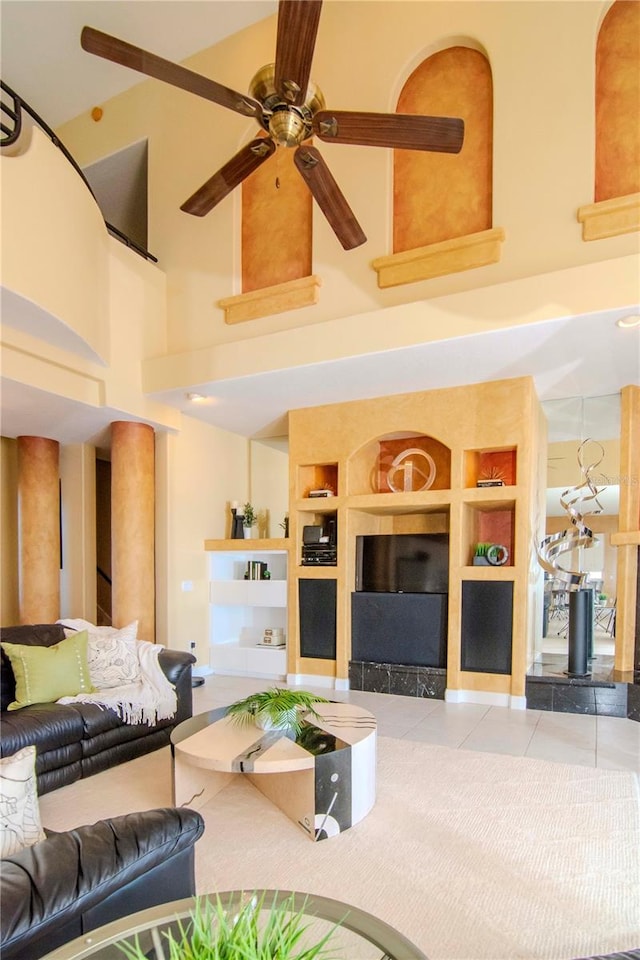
[254,708,297,732]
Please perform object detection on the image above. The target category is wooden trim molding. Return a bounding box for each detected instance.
[219,275,322,325]
[611,531,640,547]
[577,193,640,241]
[371,227,505,289]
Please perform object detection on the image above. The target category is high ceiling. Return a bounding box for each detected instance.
[0,1,638,451]
[1,1,276,127]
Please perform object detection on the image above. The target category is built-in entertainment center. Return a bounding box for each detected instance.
[352,532,449,669]
[284,377,545,707]
[205,377,546,706]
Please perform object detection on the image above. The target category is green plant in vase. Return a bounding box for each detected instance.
[243,501,258,537]
[226,687,329,734]
[117,891,341,960]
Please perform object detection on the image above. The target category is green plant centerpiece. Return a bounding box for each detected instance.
[117,891,341,960]
[226,687,329,734]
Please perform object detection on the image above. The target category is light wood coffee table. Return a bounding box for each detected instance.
[171,702,376,841]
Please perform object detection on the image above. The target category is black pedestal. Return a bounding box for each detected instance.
[567,589,592,678]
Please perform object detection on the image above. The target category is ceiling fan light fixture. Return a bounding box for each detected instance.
[268,107,307,147]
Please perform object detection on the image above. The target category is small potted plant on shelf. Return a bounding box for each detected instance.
[226,687,329,734]
[473,542,492,565]
[117,891,340,960]
[243,501,258,538]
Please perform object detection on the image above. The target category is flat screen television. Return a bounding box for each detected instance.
[355,533,449,594]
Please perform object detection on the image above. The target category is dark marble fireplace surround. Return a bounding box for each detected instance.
[349,659,639,722]
[349,661,446,699]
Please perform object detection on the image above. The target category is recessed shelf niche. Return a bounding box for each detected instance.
[348,433,451,496]
[463,501,515,566]
[297,462,338,499]
[464,447,516,488]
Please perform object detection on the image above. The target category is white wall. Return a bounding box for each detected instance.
[156,415,249,661]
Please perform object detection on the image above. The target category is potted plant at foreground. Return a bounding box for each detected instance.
[117,892,341,960]
[226,687,329,734]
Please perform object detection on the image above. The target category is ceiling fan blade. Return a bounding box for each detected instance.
[313,110,464,153]
[81,26,262,120]
[294,145,366,250]
[274,0,323,107]
[181,138,276,217]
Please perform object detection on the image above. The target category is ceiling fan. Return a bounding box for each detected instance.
[81,0,464,250]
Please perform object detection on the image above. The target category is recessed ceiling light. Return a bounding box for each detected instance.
[186,392,207,403]
[615,313,640,329]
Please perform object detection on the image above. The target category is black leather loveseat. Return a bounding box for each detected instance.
[0,623,195,794]
[0,806,205,960]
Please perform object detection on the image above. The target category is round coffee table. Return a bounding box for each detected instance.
[40,890,428,959]
[171,701,376,841]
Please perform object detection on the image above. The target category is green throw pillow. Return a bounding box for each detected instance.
[1,630,94,710]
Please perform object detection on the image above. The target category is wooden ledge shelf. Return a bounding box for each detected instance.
[371,227,505,288]
[204,538,289,551]
[610,531,640,547]
[219,275,322,324]
[577,193,640,241]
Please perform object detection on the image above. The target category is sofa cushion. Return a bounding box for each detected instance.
[0,624,66,712]
[0,807,205,958]
[66,702,174,742]
[58,619,142,690]
[1,631,93,711]
[0,746,46,857]
[0,703,86,757]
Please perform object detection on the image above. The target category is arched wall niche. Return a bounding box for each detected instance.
[241,137,313,294]
[392,36,491,109]
[595,0,640,202]
[393,45,493,252]
[347,431,452,496]
[218,128,318,324]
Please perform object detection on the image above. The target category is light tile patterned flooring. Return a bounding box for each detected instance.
[194,673,640,775]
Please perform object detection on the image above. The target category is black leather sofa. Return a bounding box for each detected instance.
[0,806,205,960]
[0,623,196,794]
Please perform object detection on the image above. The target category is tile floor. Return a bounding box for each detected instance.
[193,673,640,775]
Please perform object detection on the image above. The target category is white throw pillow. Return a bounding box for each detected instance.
[0,745,46,857]
[58,619,141,690]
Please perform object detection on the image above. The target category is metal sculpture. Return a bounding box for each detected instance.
[538,439,607,677]
[537,439,606,587]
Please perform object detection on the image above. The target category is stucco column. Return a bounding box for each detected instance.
[111,421,155,643]
[17,436,60,624]
[613,384,639,674]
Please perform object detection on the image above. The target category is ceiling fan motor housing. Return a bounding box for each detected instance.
[250,63,325,146]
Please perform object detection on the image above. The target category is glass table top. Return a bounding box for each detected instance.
[41,890,428,960]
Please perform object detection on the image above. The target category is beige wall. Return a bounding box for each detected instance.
[55,0,636,370]
[59,444,97,621]
[155,416,249,662]
[1,1,636,646]
[250,437,289,538]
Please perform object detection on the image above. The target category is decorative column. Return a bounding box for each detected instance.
[17,436,60,624]
[612,384,640,674]
[111,422,155,643]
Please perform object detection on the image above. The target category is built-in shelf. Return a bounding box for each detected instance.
[464,447,517,488]
[206,544,288,680]
[297,463,339,499]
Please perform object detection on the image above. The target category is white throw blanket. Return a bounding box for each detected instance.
[58,640,177,726]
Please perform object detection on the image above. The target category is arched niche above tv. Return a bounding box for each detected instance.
[347,431,452,496]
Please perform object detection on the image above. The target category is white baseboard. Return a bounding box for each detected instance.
[445,688,526,710]
[286,673,347,690]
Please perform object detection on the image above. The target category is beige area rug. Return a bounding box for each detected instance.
[39,738,640,960]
